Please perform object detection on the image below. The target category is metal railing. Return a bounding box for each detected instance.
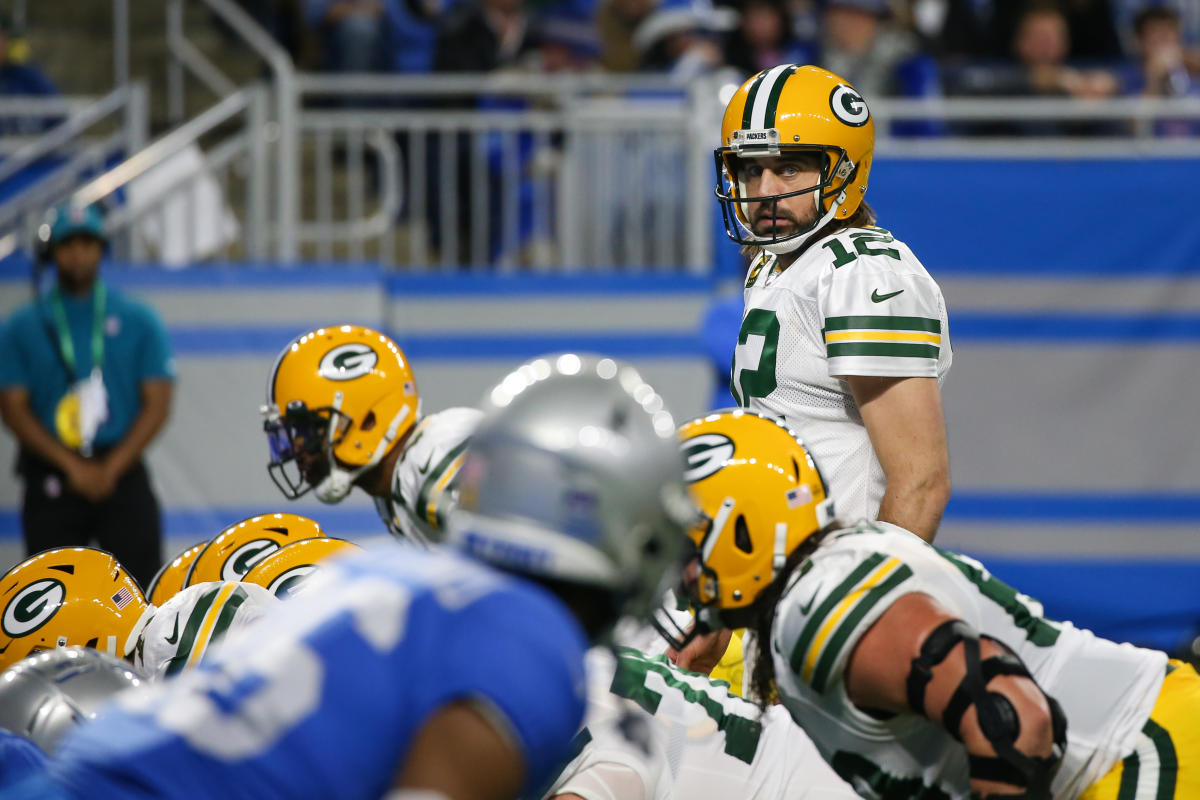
[166,0,298,259]
[0,84,148,262]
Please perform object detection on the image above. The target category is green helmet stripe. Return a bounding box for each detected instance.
[740,70,770,130]
[163,584,220,677]
[763,64,799,129]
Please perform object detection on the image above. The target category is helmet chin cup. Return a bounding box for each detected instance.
[313,468,356,504]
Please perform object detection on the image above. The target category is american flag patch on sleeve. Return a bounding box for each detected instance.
[112,586,135,609]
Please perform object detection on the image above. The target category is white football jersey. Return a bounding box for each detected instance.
[733,227,952,523]
[546,647,859,800]
[771,522,1167,800]
[374,407,482,544]
[129,581,280,679]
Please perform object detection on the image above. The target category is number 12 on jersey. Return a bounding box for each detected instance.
[732,309,780,406]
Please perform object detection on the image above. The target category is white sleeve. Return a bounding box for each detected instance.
[816,232,946,379]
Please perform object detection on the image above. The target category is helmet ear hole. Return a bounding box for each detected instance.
[360,411,376,432]
[734,515,753,554]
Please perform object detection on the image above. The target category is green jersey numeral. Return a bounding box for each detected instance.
[731,308,780,405]
[610,649,763,764]
[938,550,1061,647]
[832,751,952,800]
[821,229,901,268]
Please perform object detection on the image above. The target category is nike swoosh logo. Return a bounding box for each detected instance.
[416,454,433,476]
[871,288,904,303]
[164,614,181,645]
[797,583,822,616]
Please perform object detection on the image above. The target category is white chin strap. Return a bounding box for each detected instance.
[314,400,412,505]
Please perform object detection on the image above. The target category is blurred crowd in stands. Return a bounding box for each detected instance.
[267,0,1200,108]
[0,1,1197,136]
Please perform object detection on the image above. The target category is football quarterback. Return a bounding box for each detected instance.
[678,409,1199,800]
[717,65,951,541]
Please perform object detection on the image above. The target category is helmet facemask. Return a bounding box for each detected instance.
[263,400,350,501]
[714,139,857,255]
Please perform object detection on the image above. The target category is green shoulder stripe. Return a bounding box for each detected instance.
[207,586,249,650]
[827,342,939,359]
[163,584,220,677]
[414,439,470,529]
[809,564,913,692]
[789,552,886,675]
[825,316,941,333]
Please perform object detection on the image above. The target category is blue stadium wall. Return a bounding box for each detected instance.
[1,156,1198,653]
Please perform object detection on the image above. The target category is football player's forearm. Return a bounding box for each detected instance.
[876,470,950,542]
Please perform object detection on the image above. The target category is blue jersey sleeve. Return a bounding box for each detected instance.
[438,582,589,796]
[0,729,48,789]
[41,549,588,800]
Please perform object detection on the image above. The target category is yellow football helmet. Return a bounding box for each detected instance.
[678,409,835,632]
[145,540,207,606]
[263,325,420,503]
[0,547,148,669]
[242,537,364,599]
[715,64,875,254]
[185,513,324,586]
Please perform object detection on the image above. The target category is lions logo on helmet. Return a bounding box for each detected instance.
[185,513,323,587]
[0,548,148,670]
[263,325,420,504]
[145,540,207,606]
[714,64,875,254]
[674,409,835,640]
[242,537,364,599]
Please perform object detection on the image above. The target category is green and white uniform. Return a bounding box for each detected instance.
[129,581,279,679]
[374,407,481,544]
[771,522,1167,800]
[546,647,857,800]
[732,227,952,523]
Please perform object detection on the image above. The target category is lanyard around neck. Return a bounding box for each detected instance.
[49,280,106,379]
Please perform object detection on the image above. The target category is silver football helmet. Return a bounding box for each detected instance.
[447,354,697,629]
[0,646,147,753]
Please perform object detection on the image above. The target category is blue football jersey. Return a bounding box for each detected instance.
[29,547,589,800]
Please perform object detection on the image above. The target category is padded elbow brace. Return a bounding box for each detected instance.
[906,620,1067,800]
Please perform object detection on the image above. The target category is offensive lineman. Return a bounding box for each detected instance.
[717,65,951,542]
[10,356,694,800]
[262,325,480,544]
[678,409,1199,800]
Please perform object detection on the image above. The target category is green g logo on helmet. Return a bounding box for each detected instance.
[3,579,66,638]
[223,540,281,582]
[318,344,378,381]
[829,84,870,127]
[682,433,735,483]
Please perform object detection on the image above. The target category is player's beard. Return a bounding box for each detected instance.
[750,204,814,239]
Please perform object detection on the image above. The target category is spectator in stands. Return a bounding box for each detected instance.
[1122,5,1200,135]
[596,0,657,71]
[0,203,174,590]
[949,3,1117,133]
[988,0,1123,62]
[904,0,991,62]
[722,0,810,78]
[0,14,60,137]
[632,2,736,79]
[432,0,539,72]
[535,15,603,73]
[305,0,385,72]
[815,0,929,98]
